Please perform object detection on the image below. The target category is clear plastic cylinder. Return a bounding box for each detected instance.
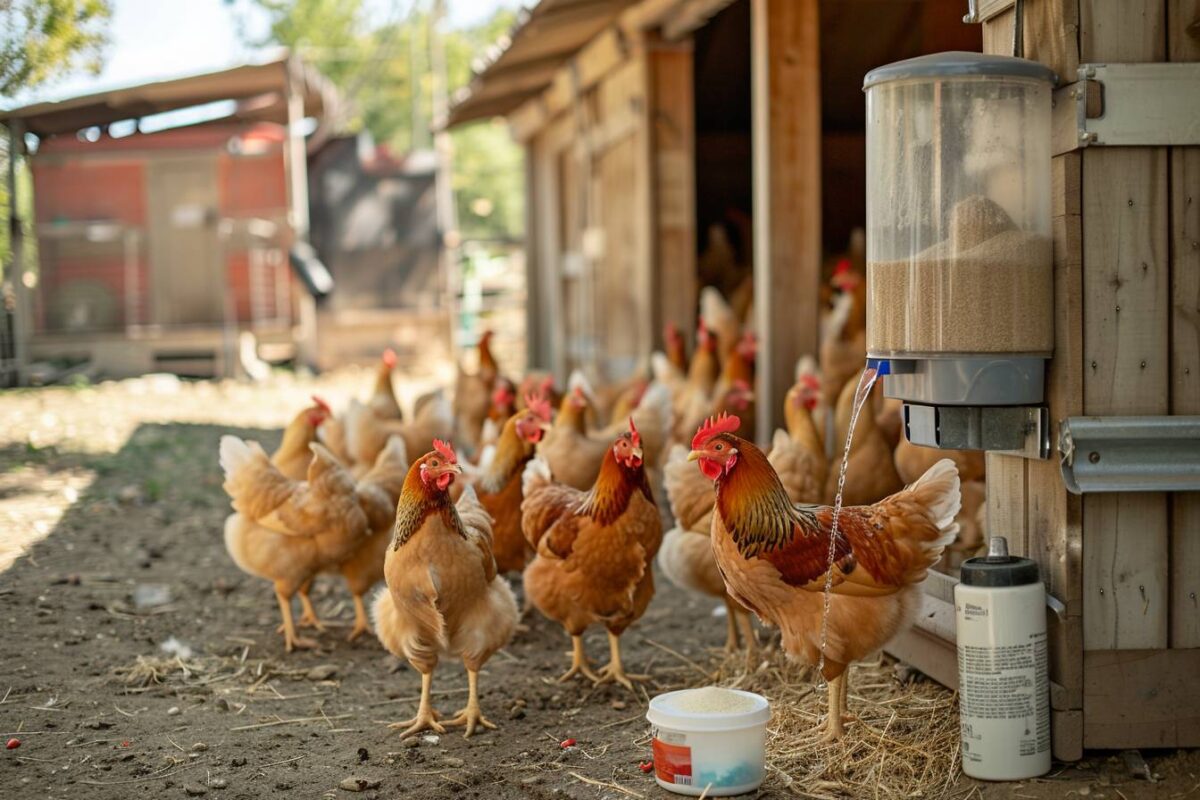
[864,53,1055,358]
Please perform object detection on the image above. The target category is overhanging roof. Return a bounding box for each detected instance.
[0,53,336,138]
[446,0,637,128]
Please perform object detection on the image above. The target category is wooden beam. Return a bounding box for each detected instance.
[646,37,697,346]
[1084,649,1200,748]
[7,120,29,386]
[751,0,822,441]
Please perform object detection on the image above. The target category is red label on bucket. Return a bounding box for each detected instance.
[652,738,693,786]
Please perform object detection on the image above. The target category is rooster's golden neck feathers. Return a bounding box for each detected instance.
[479,419,535,494]
[392,463,465,549]
[576,448,654,526]
[713,436,817,557]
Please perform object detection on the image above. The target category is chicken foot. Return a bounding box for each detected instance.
[296,587,327,631]
[819,671,850,743]
[594,631,649,691]
[557,635,600,683]
[388,672,446,738]
[722,599,740,653]
[733,607,759,670]
[443,668,497,737]
[346,594,372,642]
[275,588,319,652]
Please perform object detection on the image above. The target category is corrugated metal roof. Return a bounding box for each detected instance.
[446,0,637,128]
[0,54,336,138]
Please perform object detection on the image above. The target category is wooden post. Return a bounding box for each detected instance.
[523,142,543,371]
[7,121,29,385]
[646,36,697,344]
[750,0,822,441]
[283,58,317,370]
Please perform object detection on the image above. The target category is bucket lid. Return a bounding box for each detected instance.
[960,536,1042,587]
[863,51,1058,90]
[647,688,771,732]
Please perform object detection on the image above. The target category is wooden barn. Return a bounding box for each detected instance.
[447,0,1200,759]
[1,56,337,378]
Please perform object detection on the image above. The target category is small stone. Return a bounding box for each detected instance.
[305,665,338,681]
[521,776,542,786]
[442,757,464,768]
[508,706,525,720]
[421,734,439,745]
[339,777,381,792]
[214,698,229,712]
[1078,788,1091,797]
[183,785,207,796]
[191,742,208,752]
[357,747,369,763]
[402,738,419,749]
[610,700,627,711]
[85,720,113,730]
[208,778,227,790]
[167,706,181,716]
[230,757,247,767]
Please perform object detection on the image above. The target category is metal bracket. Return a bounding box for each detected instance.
[903,403,1050,460]
[1059,416,1200,494]
[1069,63,1200,148]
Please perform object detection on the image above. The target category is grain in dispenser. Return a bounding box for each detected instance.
[862,53,1057,457]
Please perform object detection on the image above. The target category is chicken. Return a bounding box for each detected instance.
[344,390,455,470]
[476,393,553,574]
[516,373,561,412]
[819,290,867,420]
[664,322,688,373]
[272,397,332,480]
[372,440,518,738]
[825,370,903,505]
[478,378,518,449]
[701,286,741,362]
[522,421,662,689]
[368,349,403,420]
[772,358,828,505]
[330,436,409,640]
[689,413,960,740]
[537,374,672,491]
[942,479,986,571]
[219,438,370,652]
[668,320,721,444]
[454,330,502,453]
[894,438,986,485]
[659,445,758,663]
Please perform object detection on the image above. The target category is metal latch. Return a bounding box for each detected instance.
[1065,63,1200,148]
[1059,416,1200,494]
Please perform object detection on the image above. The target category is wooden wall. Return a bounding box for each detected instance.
[982,0,1200,755]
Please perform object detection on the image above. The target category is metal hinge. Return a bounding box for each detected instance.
[1059,416,1200,494]
[1054,63,1200,153]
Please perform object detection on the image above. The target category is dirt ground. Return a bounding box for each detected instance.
[1,371,1197,800]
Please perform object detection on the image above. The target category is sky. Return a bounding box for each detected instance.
[10,0,520,107]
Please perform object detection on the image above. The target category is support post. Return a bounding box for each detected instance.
[7,121,29,386]
[751,0,822,441]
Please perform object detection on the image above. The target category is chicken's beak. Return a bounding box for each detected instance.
[538,421,553,432]
[632,446,644,461]
[686,450,701,462]
[449,464,464,475]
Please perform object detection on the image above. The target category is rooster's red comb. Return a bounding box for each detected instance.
[492,383,515,407]
[311,395,332,415]
[628,417,641,448]
[799,372,821,392]
[691,413,740,450]
[833,257,852,276]
[382,348,397,368]
[526,391,552,422]
[432,439,457,464]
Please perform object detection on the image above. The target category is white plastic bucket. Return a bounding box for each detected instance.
[646,688,771,796]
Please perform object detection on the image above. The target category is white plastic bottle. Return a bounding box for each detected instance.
[955,536,1051,780]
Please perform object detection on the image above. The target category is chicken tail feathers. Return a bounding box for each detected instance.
[370,585,447,668]
[218,435,268,483]
[903,458,962,551]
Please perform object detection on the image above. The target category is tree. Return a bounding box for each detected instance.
[0,0,112,99]
[233,0,523,241]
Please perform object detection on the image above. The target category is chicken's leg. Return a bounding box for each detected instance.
[346,594,371,642]
[296,581,326,630]
[820,672,846,743]
[722,599,740,653]
[275,588,318,652]
[594,631,649,691]
[557,635,600,683]
[733,608,759,670]
[388,671,445,738]
[444,667,497,737]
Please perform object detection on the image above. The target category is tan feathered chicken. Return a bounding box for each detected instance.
[368,348,403,420]
[272,397,333,480]
[825,370,903,505]
[343,390,454,470]
[372,440,518,738]
[454,330,502,453]
[772,358,828,504]
[537,374,672,491]
[522,422,662,689]
[689,413,960,740]
[220,438,370,652]
[665,320,721,444]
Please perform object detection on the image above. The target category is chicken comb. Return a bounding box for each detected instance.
[525,391,552,422]
[833,257,853,276]
[432,439,457,464]
[692,413,741,450]
[737,331,757,360]
[628,417,641,448]
[381,348,397,368]
[311,395,332,415]
[664,321,682,342]
[491,382,515,407]
[732,378,752,393]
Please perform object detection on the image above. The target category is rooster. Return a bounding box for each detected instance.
[477,393,553,574]
[522,421,662,689]
[372,440,518,738]
[689,413,960,741]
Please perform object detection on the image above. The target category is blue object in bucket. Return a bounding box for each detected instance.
[696,762,762,788]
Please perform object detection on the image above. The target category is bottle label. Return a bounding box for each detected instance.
[958,634,1051,763]
[652,736,693,787]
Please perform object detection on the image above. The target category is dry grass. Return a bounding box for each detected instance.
[695,648,960,799]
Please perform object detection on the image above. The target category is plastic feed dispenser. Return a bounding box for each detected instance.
[863,52,1057,456]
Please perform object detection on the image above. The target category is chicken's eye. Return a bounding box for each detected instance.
[714,443,724,451]
[429,459,439,467]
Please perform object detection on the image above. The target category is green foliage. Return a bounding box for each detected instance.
[238,0,523,240]
[0,0,113,99]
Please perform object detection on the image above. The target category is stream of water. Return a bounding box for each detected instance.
[815,364,880,688]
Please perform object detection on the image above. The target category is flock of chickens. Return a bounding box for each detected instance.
[216,263,988,743]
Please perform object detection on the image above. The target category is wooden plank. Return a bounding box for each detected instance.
[750,0,822,440]
[984,453,1028,557]
[1169,0,1200,649]
[1083,649,1200,748]
[1079,147,1170,652]
[508,97,548,143]
[885,626,959,692]
[647,38,697,346]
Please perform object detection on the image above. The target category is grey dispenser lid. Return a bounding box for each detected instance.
[863,51,1058,90]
